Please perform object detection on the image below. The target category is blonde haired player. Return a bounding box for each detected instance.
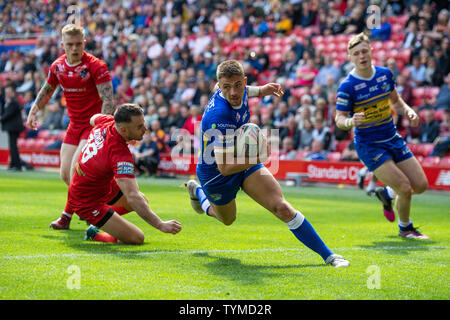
[335,33,429,239]
[27,24,115,229]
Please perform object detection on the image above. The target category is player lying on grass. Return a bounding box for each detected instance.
[186,59,349,267]
[66,103,181,243]
[335,33,429,239]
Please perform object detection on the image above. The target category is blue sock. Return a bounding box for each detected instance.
[287,212,333,261]
[196,186,211,216]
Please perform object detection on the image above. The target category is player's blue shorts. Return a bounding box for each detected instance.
[196,163,265,205]
[355,133,413,172]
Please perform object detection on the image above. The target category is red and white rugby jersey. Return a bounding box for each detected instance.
[68,115,135,206]
[47,52,111,126]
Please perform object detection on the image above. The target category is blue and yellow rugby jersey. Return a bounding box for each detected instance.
[336,66,397,143]
[197,87,250,173]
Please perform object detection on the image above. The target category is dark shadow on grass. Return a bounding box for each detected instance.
[192,252,326,285]
[40,229,182,258]
[358,236,438,255]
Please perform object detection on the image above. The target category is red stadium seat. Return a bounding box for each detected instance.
[17,137,26,149]
[312,35,324,46]
[37,129,50,139]
[291,87,307,99]
[58,130,66,140]
[412,87,426,100]
[434,109,444,121]
[439,156,450,168]
[392,24,403,33]
[416,143,435,157]
[23,138,36,150]
[285,78,296,88]
[372,41,383,50]
[386,49,399,59]
[385,41,396,50]
[296,150,309,160]
[336,140,351,152]
[324,43,336,54]
[248,97,261,108]
[397,49,411,63]
[269,53,283,67]
[336,42,347,52]
[374,50,387,61]
[327,152,342,162]
[407,143,417,154]
[425,86,440,100]
[421,156,440,166]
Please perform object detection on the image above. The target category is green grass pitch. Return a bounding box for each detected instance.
[0,170,449,300]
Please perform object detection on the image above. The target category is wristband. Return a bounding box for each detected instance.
[248,86,260,97]
[345,118,353,129]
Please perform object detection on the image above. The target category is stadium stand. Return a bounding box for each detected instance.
[0,0,449,168]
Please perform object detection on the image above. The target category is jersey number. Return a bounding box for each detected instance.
[81,141,98,164]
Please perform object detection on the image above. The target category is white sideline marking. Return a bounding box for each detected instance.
[2,246,448,260]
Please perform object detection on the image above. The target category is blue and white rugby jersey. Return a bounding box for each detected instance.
[336,66,398,143]
[197,87,250,174]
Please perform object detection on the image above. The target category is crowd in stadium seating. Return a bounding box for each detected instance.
[0,0,449,166]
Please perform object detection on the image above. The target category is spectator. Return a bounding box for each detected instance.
[314,55,342,87]
[151,119,169,153]
[298,118,314,151]
[434,73,450,110]
[134,132,160,177]
[40,101,63,131]
[279,116,301,150]
[425,56,444,87]
[396,74,414,107]
[304,139,328,161]
[387,58,401,79]
[0,84,30,171]
[408,55,426,87]
[433,46,450,77]
[370,14,391,41]
[296,58,318,87]
[312,117,332,151]
[419,109,440,144]
[157,106,172,133]
[431,109,450,157]
[181,105,202,136]
[279,136,298,160]
[273,102,292,129]
[341,140,359,161]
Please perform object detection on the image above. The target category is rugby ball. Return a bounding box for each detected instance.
[234,123,267,159]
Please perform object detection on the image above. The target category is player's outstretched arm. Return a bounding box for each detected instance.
[389,88,419,127]
[247,83,284,98]
[335,110,364,130]
[96,81,115,115]
[26,81,57,130]
[115,177,182,234]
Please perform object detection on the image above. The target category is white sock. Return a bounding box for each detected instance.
[367,180,376,191]
[398,220,411,228]
[386,186,396,200]
[201,199,211,214]
[62,211,73,218]
[286,211,305,230]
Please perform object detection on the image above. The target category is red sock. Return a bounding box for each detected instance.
[93,233,117,243]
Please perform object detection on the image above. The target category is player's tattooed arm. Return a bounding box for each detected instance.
[96,81,115,115]
[26,81,57,130]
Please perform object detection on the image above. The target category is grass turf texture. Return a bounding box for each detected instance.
[0,170,448,300]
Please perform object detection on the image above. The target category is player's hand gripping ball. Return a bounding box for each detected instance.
[234,123,268,161]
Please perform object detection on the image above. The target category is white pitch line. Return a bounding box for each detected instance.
[1,246,448,260]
